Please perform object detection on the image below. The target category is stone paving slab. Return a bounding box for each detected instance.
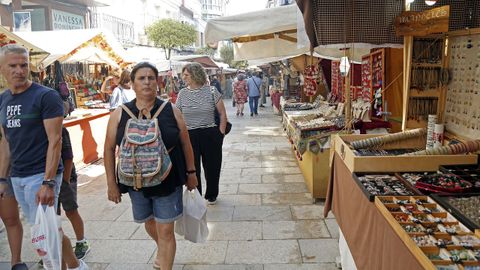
[262,193,313,205]
[291,205,333,220]
[261,174,305,183]
[207,221,262,241]
[175,240,228,264]
[206,206,235,221]
[220,175,262,184]
[325,219,340,239]
[238,183,308,194]
[263,263,338,270]
[219,184,239,195]
[262,220,331,239]
[183,265,263,270]
[298,239,339,263]
[233,206,292,221]
[84,239,156,263]
[225,240,301,264]
[216,194,262,207]
[62,220,139,240]
[241,167,301,176]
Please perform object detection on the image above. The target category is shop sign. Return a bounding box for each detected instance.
[395,5,449,36]
[52,9,84,30]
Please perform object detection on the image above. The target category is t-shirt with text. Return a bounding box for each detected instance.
[0,83,64,177]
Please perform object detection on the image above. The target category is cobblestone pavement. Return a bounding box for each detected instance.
[0,98,339,270]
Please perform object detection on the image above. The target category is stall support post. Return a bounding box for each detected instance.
[401,1,413,131]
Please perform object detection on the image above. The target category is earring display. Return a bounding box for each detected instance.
[445,33,480,139]
[376,195,480,269]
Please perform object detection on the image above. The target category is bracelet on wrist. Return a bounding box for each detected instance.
[186,170,196,175]
[0,177,7,183]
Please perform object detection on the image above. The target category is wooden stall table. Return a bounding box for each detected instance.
[63,109,110,164]
[324,153,425,270]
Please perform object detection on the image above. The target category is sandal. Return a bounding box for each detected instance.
[153,262,161,270]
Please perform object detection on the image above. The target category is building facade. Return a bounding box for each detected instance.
[0,0,105,31]
[200,0,228,21]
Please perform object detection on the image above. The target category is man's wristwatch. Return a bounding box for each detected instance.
[41,180,56,189]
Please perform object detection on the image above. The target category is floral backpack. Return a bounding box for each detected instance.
[117,102,172,190]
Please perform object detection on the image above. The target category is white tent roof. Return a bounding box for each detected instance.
[15,29,131,67]
[205,5,396,62]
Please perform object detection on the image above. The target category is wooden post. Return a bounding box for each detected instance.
[401,1,413,131]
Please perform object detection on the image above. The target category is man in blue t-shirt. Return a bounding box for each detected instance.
[0,44,88,270]
[246,72,262,116]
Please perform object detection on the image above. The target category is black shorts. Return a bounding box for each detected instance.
[57,180,78,214]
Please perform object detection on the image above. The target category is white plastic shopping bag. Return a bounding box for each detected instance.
[31,205,63,270]
[175,188,209,243]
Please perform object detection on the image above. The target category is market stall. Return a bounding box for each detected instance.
[16,28,131,109]
[0,26,49,92]
[16,29,131,165]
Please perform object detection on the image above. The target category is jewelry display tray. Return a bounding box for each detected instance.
[352,172,422,202]
[376,195,480,270]
[431,193,480,232]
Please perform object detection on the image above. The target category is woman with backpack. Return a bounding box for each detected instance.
[104,62,198,270]
[175,62,228,205]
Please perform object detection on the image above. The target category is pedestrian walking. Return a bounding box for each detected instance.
[104,62,197,270]
[176,62,228,205]
[0,134,25,270]
[109,69,134,111]
[246,71,262,116]
[233,73,248,116]
[0,44,88,269]
[58,126,90,260]
[224,75,233,99]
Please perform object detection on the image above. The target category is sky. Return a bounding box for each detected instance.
[225,0,268,16]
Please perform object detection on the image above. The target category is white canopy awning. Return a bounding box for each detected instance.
[205,5,398,62]
[15,29,132,67]
[0,26,49,71]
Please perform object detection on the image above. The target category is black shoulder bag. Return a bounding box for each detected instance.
[211,88,232,135]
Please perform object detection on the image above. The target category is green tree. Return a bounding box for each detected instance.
[219,43,247,69]
[195,46,216,57]
[146,19,197,60]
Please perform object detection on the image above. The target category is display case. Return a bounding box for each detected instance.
[333,133,477,173]
[376,195,480,270]
[352,173,422,202]
[360,48,403,122]
[432,193,480,232]
[283,110,335,199]
[406,36,447,129]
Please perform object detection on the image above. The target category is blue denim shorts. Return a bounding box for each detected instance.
[10,173,62,225]
[128,186,183,224]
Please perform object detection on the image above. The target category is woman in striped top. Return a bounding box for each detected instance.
[176,63,228,205]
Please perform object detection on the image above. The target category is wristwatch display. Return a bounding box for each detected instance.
[41,180,56,189]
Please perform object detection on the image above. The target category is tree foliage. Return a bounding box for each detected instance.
[219,43,247,69]
[146,19,197,60]
[195,46,216,58]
